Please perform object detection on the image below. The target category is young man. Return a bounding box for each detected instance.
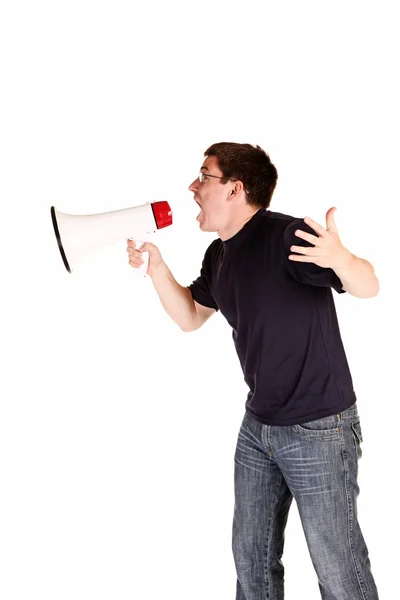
[126,142,380,600]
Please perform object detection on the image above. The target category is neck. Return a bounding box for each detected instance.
[217,207,261,241]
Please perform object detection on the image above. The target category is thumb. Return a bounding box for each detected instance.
[138,241,155,252]
[326,207,338,233]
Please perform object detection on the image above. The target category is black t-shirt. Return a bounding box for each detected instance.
[188,208,356,425]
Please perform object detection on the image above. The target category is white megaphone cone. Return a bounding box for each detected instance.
[50,201,173,273]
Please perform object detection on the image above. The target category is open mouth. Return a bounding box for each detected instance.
[194,199,202,219]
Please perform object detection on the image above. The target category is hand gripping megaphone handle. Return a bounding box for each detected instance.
[128,201,172,277]
[129,239,149,276]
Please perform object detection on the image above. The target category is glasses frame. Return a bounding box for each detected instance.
[198,171,236,183]
[198,171,249,194]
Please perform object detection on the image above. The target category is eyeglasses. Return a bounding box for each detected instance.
[198,171,237,183]
[198,171,249,195]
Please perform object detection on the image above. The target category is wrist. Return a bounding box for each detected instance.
[335,249,355,271]
[149,259,168,280]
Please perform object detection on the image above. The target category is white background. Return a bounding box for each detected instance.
[1,1,399,599]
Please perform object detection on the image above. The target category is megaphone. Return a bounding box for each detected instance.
[50,201,172,273]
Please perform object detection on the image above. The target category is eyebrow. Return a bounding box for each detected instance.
[200,166,209,171]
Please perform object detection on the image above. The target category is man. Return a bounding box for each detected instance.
[126,142,380,600]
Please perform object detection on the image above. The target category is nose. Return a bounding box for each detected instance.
[188,177,199,192]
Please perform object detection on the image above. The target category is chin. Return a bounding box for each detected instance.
[197,214,217,232]
[199,222,214,233]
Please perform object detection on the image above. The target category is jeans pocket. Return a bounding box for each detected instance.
[351,420,363,460]
[293,413,340,441]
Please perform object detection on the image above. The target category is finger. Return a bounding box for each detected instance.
[128,252,144,261]
[326,207,338,233]
[127,240,136,248]
[288,254,321,262]
[129,252,144,262]
[290,245,321,256]
[129,259,144,267]
[303,216,327,237]
[127,249,143,258]
[294,229,321,245]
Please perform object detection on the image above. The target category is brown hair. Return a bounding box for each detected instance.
[204,142,278,209]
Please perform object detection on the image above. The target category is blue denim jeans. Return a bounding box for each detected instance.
[232,403,379,599]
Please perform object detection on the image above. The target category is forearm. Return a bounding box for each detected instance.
[334,250,380,298]
[149,261,199,331]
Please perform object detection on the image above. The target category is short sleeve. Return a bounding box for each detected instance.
[187,244,219,311]
[283,218,345,294]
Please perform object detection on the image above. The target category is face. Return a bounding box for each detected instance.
[188,156,236,232]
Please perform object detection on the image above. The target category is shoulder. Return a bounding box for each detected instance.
[256,211,315,257]
[258,209,302,239]
[200,238,223,271]
[207,237,223,251]
[204,237,223,258]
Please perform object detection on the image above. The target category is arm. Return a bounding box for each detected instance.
[288,208,379,299]
[331,252,379,298]
[150,262,216,331]
[127,240,217,331]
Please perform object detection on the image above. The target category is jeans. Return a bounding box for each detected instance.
[232,403,379,599]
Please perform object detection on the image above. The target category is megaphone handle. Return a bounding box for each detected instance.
[130,239,149,276]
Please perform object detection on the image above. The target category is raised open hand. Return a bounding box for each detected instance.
[288,207,352,270]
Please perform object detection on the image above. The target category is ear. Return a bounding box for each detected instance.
[231,181,243,196]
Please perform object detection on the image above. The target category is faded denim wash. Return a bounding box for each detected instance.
[232,403,379,599]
